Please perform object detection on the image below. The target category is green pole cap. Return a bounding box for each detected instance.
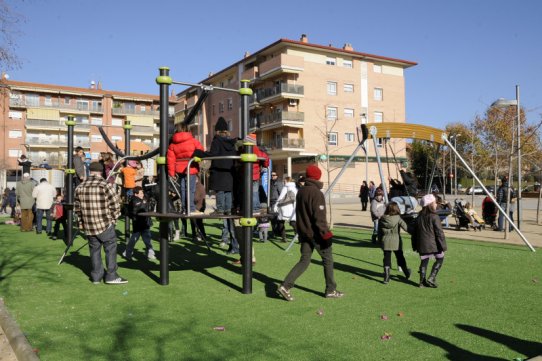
[156,156,167,165]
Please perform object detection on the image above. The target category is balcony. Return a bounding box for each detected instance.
[26,119,91,131]
[250,111,304,131]
[9,98,103,114]
[254,83,304,105]
[241,67,259,82]
[26,136,90,148]
[262,137,305,150]
[112,107,158,116]
[131,125,159,135]
[258,54,304,80]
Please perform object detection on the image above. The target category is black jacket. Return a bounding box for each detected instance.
[412,208,447,254]
[194,135,237,191]
[295,179,330,247]
[129,196,152,232]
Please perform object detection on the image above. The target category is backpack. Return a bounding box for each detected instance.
[52,203,64,220]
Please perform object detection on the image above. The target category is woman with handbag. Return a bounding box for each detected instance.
[273,176,298,242]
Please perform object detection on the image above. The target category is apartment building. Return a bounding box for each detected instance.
[174,34,417,191]
[0,79,177,185]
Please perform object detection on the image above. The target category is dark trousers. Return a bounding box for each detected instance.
[283,241,337,294]
[361,201,368,211]
[87,225,119,282]
[53,218,67,240]
[383,250,408,269]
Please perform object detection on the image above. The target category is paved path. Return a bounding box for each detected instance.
[329,195,542,249]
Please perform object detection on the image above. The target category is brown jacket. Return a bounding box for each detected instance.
[295,179,330,246]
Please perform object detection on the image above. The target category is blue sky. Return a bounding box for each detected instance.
[6,0,542,130]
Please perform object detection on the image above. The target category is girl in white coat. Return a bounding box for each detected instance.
[273,177,298,242]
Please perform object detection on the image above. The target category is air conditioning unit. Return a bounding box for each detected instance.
[289,99,298,106]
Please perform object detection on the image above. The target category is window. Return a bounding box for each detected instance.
[344,108,354,118]
[64,96,71,105]
[8,149,21,157]
[212,104,216,116]
[374,111,383,123]
[374,88,383,101]
[374,64,382,73]
[9,130,22,138]
[44,95,52,106]
[91,101,102,111]
[227,98,233,110]
[218,102,224,113]
[326,57,336,66]
[140,105,146,112]
[112,118,123,126]
[9,111,22,119]
[344,83,354,93]
[328,132,338,146]
[91,135,103,143]
[327,82,337,96]
[25,94,39,106]
[345,132,355,142]
[377,138,384,147]
[91,117,103,125]
[343,60,353,68]
[111,135,122,141]
[125,102,135,112]
[326,106,338,121]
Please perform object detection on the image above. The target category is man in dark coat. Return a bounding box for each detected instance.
[277,165,344,301]
[193,117,237,215]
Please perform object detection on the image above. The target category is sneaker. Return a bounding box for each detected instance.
[325,290,345,299]
[219,241,229,249]
[51,236,57,240]
[190,210,203,215]
[105,277,128,285]
[209,210,224,216]
[173,230,181,241]
[122,251,133,261]
[277,285,294,301]
[147,251,156,261]
[92,280,101,285]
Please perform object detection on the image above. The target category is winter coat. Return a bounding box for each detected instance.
[275,181,297,221]
[129,196,152,232]
[378,214,408,251]
[167,132,204,177]
[412,208,447,254]
[8,190,16,206]
[15,180,35,210]
[270,179,284,206]
[32,181,57,210]
[251,145,269,181]
[295,178,330,245]
[195,135,237,192]
[370,197,386,221]
[359,184,369,202]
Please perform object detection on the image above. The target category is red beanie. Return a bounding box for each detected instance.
[306,165,322,180]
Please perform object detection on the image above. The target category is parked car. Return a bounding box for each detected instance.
[466,186,494,195]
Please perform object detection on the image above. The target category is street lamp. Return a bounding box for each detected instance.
[491,85,521,229]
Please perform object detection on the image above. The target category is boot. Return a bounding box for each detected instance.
[427,259,444,288]
[383,266,391,284]
[173,230,180,241]
[403,267,411,280]
[371,234,377,244]
[419,267,428,288]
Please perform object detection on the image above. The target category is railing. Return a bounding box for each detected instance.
[9,98,104,113]
[131,125,159,134]
[112,107,159,116]
[26,118,91,129]
[262,137,305,150]
[254,83,304,103]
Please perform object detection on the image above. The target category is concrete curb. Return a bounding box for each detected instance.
[0,298,40,361]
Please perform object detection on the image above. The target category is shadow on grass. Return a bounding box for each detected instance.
[411,331,507,360]
[455,324,542,359]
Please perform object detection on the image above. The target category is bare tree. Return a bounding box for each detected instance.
[0,0,24,71]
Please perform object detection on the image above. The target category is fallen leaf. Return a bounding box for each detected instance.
[532,278,539,283]
[380,314,388,320]
[213,326,226,331]
[397,312,404,317]
[381,332,392,341]
[316,309,324,316]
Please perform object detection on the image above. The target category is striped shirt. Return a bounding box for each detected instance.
[74,175,121,236]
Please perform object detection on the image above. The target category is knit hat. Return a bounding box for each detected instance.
[421,194,436,207]
[215,117,228,131]
[244,133,257,143]
[127,160,138,168]
[305,165,322,180]
[89,162,104,173]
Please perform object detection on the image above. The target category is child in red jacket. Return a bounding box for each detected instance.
[167,123,204,214]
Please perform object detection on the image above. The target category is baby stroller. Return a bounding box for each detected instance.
[482,196,498,230]
[453,199,471,231]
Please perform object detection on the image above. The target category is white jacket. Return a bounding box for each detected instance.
[32,181,57,210]
[274,181,297,221]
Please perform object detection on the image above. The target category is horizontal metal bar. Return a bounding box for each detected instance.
[172,80,239,94]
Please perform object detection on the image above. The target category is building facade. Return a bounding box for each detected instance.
[174,35,416,191]
[0,79,177,186]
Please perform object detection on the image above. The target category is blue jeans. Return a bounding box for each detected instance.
[36,208,52,233]
[498,203,514,231]
[125,228,154,257]
[87,224,120,282]
[252,180,261,212]
[215,191,232,213]
[221,218,239,252]
[179,174,197,212]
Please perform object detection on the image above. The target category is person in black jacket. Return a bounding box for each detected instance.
[193,117,237,215]
[358,180,369,211]
[412,194,447,288]
[277,165,344,301]
[123,186,156,261]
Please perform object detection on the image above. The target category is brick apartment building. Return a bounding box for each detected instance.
[0,79,177,186]
[174,34,417,191]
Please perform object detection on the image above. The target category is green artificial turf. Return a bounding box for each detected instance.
[0,218,540,361]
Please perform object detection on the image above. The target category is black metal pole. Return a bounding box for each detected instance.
[65,115,75,247]
[124,120,131,242]
[240,80,254,294]
[156,67,172,285]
